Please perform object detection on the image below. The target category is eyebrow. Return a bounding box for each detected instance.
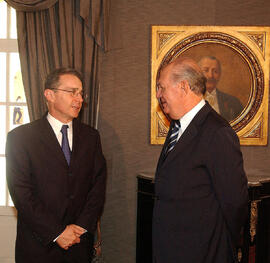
[62,86,83,91]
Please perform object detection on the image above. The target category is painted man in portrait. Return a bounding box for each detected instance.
[198,56,243,122]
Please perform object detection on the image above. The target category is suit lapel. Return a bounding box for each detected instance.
[70,119,81,168]
[160,103,212,168]
[163,122,198,166]
[216,89,226,117]
[39,116,84,167]
[38,115,68,165]
[156,122,174,172]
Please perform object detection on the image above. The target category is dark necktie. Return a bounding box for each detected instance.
[60,125,71,165]
[166,120,181,155]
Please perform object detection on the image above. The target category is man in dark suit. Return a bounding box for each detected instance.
[153,57,248,263]
[198,56,243,122]
[6,68,107,263]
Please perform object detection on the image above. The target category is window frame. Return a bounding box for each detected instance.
[0,2,28,210]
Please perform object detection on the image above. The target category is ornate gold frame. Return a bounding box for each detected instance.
[151,26,270,145]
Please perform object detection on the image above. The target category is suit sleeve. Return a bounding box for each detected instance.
[75,132,107,234]
[208,126,248,245]
[6,130,66,246]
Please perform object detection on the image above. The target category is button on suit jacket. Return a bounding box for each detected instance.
[6,115,107,263]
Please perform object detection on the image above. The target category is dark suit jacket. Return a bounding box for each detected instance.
[6,115,107,263]
[216,89,243,122]
[152,102,248,263]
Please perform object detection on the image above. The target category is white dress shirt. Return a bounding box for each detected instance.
[176,99,206,141]
[47,113,73,150]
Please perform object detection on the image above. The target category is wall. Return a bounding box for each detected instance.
[0,208,16,263]
[98,0,270,262]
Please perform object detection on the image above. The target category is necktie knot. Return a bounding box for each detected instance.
[61,125,71,165]
[61,125,69,134]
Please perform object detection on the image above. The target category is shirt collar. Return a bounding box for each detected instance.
[179,99,206,134]
[47,113,72,134]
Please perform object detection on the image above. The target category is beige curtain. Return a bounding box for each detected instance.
[5,0,110,126]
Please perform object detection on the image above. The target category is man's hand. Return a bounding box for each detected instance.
[69,224,86,237]
[56,225,83,250]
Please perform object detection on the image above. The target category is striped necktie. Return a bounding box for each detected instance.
[166,120,181,154]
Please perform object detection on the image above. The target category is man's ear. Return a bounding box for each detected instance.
[44,89,55,102]
[179,80,189,95]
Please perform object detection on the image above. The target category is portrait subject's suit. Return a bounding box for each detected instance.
[216,89,243,122]
[6,115,107,263]
[152,102,248,263]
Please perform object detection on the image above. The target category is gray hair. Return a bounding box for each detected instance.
[168,57,207,95]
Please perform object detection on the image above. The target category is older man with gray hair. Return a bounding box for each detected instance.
[153,56,248,263]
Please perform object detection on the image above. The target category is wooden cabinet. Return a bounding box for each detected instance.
[136,174,270,263]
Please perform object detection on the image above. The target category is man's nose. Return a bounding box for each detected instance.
[208,70,215,79]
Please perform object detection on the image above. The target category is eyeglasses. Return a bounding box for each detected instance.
[51,88,88,100]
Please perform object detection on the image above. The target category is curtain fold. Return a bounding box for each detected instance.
[4,0,58,11]
[5,0,110,126]
[80,0,110,52]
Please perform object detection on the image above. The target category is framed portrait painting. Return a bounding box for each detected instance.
[151,26,270,145]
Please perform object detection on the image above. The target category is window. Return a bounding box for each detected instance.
[0,0,29,207]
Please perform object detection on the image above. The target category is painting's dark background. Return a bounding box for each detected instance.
[98,1,270,262]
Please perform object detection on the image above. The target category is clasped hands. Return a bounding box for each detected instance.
[56,224,86,250]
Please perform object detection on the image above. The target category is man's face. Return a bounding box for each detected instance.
[156,65,183,120]
[199,58,221,93]
[49,74,83,123]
